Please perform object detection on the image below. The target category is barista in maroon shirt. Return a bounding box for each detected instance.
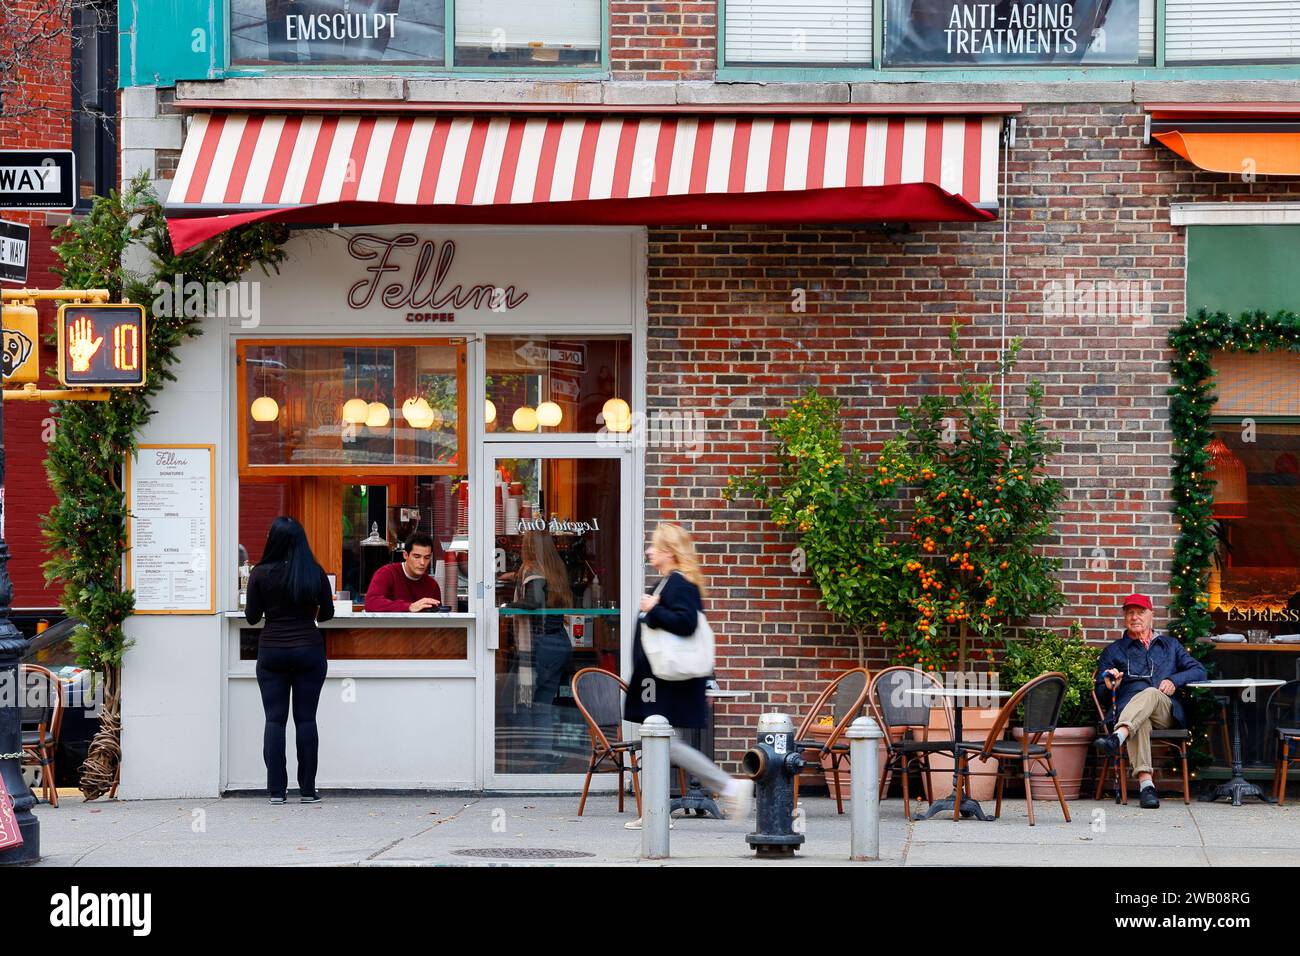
[364,532,442,612]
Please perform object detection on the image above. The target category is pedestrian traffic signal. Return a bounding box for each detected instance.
[1,300,40,385]
[56,303,147,387]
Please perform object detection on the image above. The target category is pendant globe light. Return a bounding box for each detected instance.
[342,348,368,424]
[485,399,497,425]
[249,349,279,422]
[1206,437,1247,520]
[513,405,539,432]
[536,400,563,428]
[402,396,435,429]
[600,342,631,432]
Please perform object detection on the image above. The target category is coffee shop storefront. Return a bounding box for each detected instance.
[117,107,1006,797]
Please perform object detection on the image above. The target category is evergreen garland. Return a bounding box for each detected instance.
[45,173,287,798]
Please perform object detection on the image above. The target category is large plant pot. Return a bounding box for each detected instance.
[923,707,1003,802]
[802,723,889,803]
[1010,726,1096,801]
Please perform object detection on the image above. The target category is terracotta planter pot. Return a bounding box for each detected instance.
[923,707,1003,802]
[1010,726,1097,801]
[803,723,889,803]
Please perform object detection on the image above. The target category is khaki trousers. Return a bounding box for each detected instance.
[1117,686,1175,776]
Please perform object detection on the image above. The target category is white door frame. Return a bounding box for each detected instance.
[477,440,636,791]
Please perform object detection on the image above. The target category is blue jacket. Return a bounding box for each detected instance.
[1094,632,1207,727]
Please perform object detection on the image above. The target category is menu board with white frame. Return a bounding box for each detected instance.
[127,444,216,614]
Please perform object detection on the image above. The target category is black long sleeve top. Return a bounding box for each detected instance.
[245,560,335,649]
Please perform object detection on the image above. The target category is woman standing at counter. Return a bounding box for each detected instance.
[245,516,335,804]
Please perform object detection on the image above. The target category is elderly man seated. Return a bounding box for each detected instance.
[1093,593,1207,808]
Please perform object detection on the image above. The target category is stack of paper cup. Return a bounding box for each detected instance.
[443,551,458,609]
[505,495,521,535]
[495,483,504,536]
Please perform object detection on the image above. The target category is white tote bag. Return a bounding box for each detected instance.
[639,573,716,680]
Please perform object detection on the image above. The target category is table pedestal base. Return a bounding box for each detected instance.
[919,794,994,822]
[1199,776,1275,807]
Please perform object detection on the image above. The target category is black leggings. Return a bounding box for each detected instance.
[256,643,328,797]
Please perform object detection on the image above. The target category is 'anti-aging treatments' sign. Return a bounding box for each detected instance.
[885,0,1141,66]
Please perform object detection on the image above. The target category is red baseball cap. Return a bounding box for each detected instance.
[1121,593,1153,611]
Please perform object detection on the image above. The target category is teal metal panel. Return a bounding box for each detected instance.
[120,0,224,88]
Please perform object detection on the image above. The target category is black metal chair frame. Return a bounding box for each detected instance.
[868,665,958,821]
[1089,685,1192,805]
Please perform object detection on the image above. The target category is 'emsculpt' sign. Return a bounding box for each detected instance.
[885,0,1140,66]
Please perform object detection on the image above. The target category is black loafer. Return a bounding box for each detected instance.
[1094,733,1123,756]
[1139,787,1160,809]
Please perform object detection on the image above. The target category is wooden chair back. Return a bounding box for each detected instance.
[570,667,628,754]
[981,671,1067,751]
[795,667,871,747]
[869,665,955,740]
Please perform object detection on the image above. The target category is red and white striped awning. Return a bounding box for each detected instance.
[166,112,1003,252]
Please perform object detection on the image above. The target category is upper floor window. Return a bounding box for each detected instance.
[229,0,601,68]
[724,0,873,66]
[1166,0,1300,64]
[72,1,118,209]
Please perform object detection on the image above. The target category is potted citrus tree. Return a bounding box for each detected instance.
[1000,623,1100,801]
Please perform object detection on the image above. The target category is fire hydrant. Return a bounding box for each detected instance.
[741,713,807,857]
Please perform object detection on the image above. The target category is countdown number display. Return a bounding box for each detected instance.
[56,303,147,387]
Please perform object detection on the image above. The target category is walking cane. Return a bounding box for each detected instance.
[1104,669,1124,804]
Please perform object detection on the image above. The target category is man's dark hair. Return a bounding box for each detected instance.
[406,531,436,553]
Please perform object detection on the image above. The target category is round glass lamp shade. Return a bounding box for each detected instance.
[512,405,539,432]
[365,401,391,428]
[602,397,631,433]
[485,399,497,425]
[536,401,563,428]
[342,397,369,424]
[1206,437,1247,520]
[250,396,280,422]
[401,397,435,429]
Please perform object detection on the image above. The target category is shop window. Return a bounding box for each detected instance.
[881,0,1154,67]
[230,0,448,66]
[238,339,465,474]
[1166,0,1300,64]
[71,1,117,209]
[724,0,874,66]
[485,335,632,436]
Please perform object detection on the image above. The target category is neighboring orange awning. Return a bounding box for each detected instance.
[1148,103,1300,176]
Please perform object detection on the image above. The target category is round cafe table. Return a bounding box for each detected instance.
[904,686,1011,822]
[1187,678,1286,806]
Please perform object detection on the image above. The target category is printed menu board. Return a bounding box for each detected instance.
[127,445,215,614]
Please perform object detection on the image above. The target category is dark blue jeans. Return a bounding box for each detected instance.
[256,643,328,797]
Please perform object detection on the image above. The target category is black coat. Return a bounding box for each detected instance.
[623,571,709,729]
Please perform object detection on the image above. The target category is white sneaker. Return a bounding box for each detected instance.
[720,779,754,820]
[623,816,674,830]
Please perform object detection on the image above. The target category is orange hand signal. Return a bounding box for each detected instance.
[68,315,104,373]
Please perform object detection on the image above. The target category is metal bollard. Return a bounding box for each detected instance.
[639,715,672,860]
[847,716,884,861]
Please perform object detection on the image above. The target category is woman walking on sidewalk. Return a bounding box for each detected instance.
[623,523,752,829]
[245,516,335,804]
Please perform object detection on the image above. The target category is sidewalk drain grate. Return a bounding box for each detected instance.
[452,848,596,860]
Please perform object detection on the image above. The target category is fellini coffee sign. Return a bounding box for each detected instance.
[346,232,530,324]
[258,226,636,331]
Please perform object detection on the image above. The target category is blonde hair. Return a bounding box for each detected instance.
[520,530,573,608]
[652,523,707,597]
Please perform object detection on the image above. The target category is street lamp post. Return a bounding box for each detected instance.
[0,389,40,864]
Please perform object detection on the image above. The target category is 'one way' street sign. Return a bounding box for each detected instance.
[0,150,76,209]
[0,219,30,284]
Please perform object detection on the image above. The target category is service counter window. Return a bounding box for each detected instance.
[485,335,632,436]
[237,339,470,659]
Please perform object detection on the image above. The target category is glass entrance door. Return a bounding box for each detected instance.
[483,445,631,786]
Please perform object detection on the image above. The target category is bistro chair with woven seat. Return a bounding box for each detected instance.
[571,667,644,816]
[20,664,64,808]
[791,667,871,814]
[1268,681,1300,805]
[868,666,958,820]
[952,672,1071,826]
[1090,687,1191,805]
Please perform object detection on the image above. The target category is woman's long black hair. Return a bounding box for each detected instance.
[258,516,324,606]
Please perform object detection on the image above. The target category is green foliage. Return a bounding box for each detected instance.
[1000,624,1099,727]
[725,323,1066,672]
[44,173,288,675]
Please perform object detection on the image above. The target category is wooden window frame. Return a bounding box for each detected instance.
[236,337,468,479]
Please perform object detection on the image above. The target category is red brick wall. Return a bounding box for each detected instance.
[610,1,717,80]
[646,103,1300,768]
[0,0,73,610]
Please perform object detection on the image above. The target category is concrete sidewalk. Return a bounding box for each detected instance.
[27,790,1300,866]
